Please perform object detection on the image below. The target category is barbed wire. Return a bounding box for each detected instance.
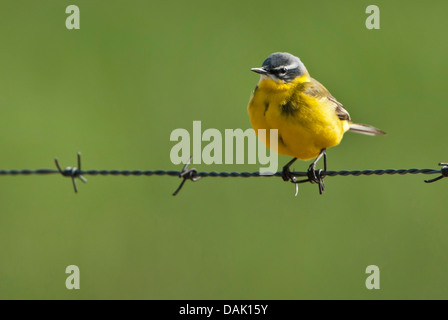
[0,153,447,195]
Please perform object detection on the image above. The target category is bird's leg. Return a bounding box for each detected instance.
[307,149,327,194]
[282,157,298,182]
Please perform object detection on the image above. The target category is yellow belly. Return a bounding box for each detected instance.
[248,81,348,160]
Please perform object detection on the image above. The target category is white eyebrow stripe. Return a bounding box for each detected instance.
[273,62,300,70]
[286,62,300,69]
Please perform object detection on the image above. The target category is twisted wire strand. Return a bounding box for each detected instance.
[0,152,446,195]
[0,168,442,177]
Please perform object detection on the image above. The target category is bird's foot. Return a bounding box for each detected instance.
[307,163,325,194]
[282,164,297,183]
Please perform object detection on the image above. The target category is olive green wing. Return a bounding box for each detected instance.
[301,78,351,121]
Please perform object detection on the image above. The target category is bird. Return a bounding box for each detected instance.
[248,52,385,193]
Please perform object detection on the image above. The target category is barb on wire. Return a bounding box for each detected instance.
[424,163,448,183]
[0,152,446,195]
[54,152,87,193]
[172,157,201,196]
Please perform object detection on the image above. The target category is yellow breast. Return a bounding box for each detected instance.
[248,77,347,160]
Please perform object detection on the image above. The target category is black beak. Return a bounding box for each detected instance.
[251,67,268,75]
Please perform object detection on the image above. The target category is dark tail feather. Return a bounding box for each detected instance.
[349,122,386,136]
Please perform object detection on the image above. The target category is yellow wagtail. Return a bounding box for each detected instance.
[248,52,385,192]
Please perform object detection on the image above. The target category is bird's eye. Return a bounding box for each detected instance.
[279,67,287,75]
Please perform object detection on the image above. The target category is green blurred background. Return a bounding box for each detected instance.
[0,0,447,299]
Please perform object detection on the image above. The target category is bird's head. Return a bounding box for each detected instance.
[251,52,309,89]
